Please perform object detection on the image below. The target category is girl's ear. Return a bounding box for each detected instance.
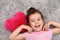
[27,23,31,27]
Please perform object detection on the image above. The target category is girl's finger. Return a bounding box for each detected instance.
[44,24,49,31]
[27,27,33,33]
[25,26,33,33]
[27,28,32,33]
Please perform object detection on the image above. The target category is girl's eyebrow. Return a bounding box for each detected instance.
[30,19,35,21]
[29,18,35,21]
[38,17,41,19]
[30,17,41,21]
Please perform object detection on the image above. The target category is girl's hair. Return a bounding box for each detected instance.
[26,7,44,25]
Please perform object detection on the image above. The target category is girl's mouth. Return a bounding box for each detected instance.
[35,25,40,28]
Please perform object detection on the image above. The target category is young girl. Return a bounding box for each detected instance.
[9,7,60,40]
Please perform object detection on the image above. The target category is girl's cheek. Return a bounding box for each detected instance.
[31,22,35,26]
[40,20,44,23]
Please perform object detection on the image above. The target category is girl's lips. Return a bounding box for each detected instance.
[35,25,40,28]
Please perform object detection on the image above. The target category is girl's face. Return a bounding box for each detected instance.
[29,12,44,32]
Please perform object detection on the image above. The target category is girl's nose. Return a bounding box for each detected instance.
[35,21,39,24]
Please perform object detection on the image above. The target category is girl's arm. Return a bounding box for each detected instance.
[9,25,32,40]
[49,21,60,34]
[49,21,60,28]
[44,21,60,35]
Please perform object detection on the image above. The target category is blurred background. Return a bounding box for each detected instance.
[0,0,60,40]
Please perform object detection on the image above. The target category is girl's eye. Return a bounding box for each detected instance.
[31,21,34,22]
[37,19,41,21]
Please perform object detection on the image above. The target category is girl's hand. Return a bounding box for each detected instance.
[9,25,33,40]
[43,21,52,31]
[43,23,49,31]
[20,25,33,33]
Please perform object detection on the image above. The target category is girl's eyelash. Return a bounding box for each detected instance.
[38,19,41,21]
[31,19,41,22]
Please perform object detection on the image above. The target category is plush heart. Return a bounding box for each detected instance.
[4,12,27,32]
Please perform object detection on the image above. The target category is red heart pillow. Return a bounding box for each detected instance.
[4,12,27,32]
